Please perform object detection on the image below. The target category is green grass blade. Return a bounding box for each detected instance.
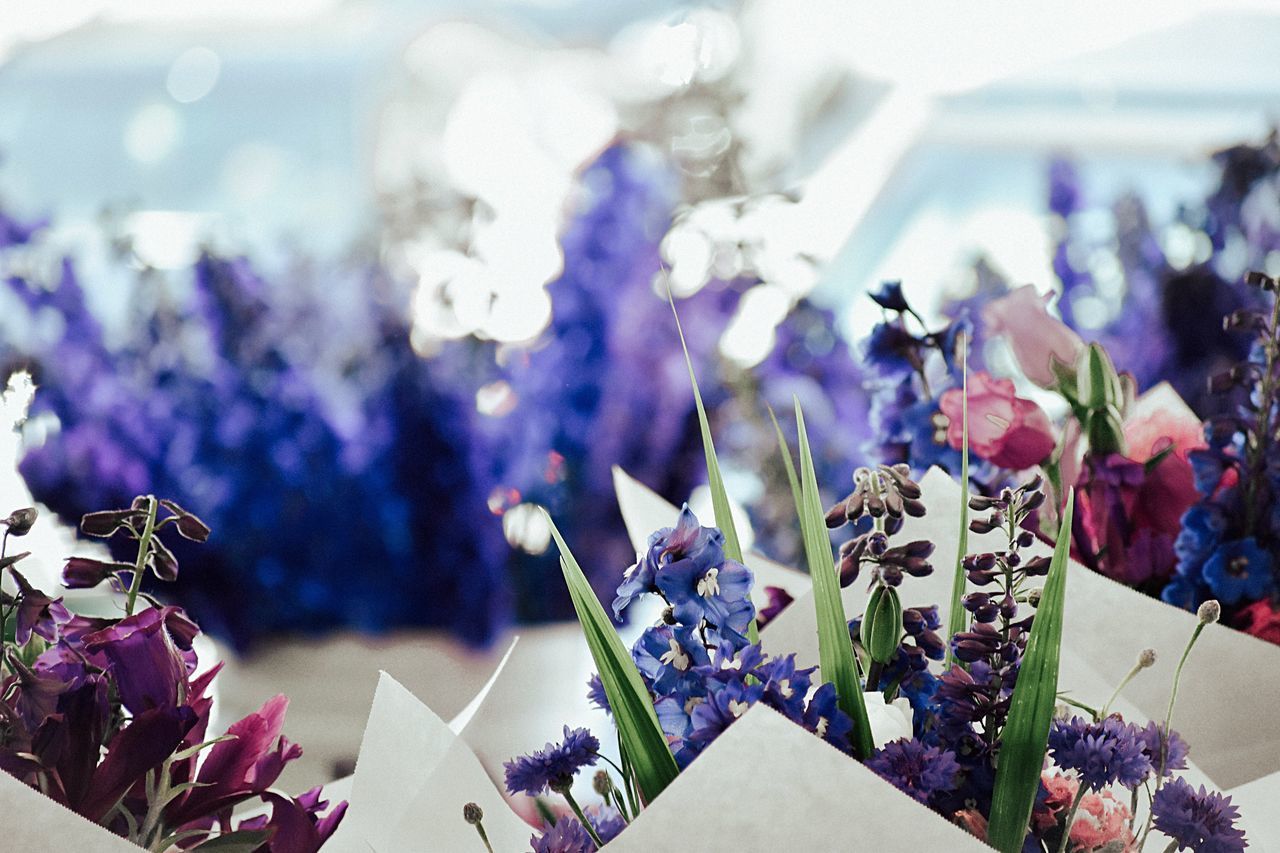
[767,404,803,517]
[945,337,970,668]
[668,292,743,565]
[986,489,1075,853]
[794,398,874,759]
[544,512,680,804]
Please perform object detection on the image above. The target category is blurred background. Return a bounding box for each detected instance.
[1,0,1279,784]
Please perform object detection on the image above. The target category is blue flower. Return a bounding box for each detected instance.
[865,738,961,804]
[752,653,814,721]
[503,726,601,796]
[585,673,610,715]
[613,506,735,620]
[1047,716,1153,791]
[632,624,712,697]
[587,806,626,845]
[1201,538,1273,604]
[531,817,596,853]
[1151,777,1247,852]
[869,281,910,312]
[863,322,920,378]
[1174,505,1224,568]
[687,675,764,747]
[800,682,854,749]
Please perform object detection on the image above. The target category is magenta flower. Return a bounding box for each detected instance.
[938,371,1056,470]
[83,607,189,715]
[982,285,1084,387]
[165,694,300,826]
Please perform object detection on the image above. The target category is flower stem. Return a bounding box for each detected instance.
[1101,659,1144,718]
[472,822,495,853]
[1056,785,1087,853]
[125,496,158,617]
[562,790,604,849]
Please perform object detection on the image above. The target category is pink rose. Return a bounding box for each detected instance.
[938,371,1056,470]
[982,285,1085,387]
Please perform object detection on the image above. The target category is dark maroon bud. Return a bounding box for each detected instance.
[900,540,935,559]
[884,515,904,536]
[1023,555,1051,576]
[900,558,933,577]
[174,513,211,543]
[1,508,37,536]
[883,489,905,518]
[968,495,998,511]
[879,565,903,586]
[970,517,998,534]
[80,509,145,538]
[63,557,132,589]
[149,538,179,582]
[865,491,886,518]
[1020,490,1046,512]
[1000,593,1018,619]
[825,502,848,528]
[902,498,926,517]
[1208,368,1240,394]
[839,552,861,587]
[1006,551,1021,568]
[867,532,889,556]
[1016,530,1035,548]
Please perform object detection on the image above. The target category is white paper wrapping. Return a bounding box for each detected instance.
[0,770,138,852]
[616,464,1280,848]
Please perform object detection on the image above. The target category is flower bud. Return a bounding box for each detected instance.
[2,508,37,537]
[1197,600,1221,625]
[861,584,903,664]
[1138,648,1157,668]
[593,770,611,796]
[463,803,484,825]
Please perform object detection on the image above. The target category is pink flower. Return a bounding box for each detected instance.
[1237,599,1280,645]
[1070,788,1135,851]
[983,285,1085,387]
[938,371,1056,470]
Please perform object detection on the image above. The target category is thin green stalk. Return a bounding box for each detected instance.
[126,496,158,617]
[1056,786,1088,853]
[472,823,495,853]
[945,334,970,668]
[562,789,604,849]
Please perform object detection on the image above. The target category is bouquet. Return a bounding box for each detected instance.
[326,304,1280,852]
[0,495,346,850]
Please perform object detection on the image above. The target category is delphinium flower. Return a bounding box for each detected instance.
[860,284,970,478]
[0,499,345,850]
[1,236,507,648]
[1164,271,1280,629]
[606,508,856,767]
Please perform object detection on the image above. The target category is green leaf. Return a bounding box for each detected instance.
[668,291,742,565]
[767,404,802,517]
[794,398,874,758]
[544,512,679,804]
[986,489,1075,853]
[945,338,970,668]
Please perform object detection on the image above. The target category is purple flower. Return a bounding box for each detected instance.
[1048,715,1153,791]
[1135,721,1190,775]
[800,682,854,749]
[9,568,69,645]
[504,726,601,797]
[865,738,961,804]
[1152,777,1247,852]
[83,607,189,716]
[585,673,610,715]
[587,806,626,845]
[1201,537,1272,604]
[166,694,301,825]
[870,280,911,312]
[531,817,596,853]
